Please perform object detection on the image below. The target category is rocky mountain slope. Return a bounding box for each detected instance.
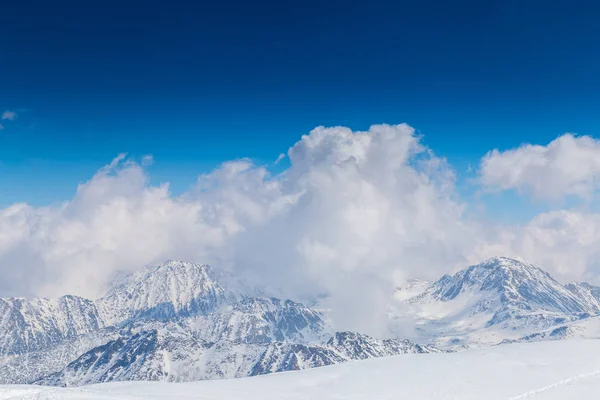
[5,340,600,400]
[0,295,105,356]
[251,331,441,376]
[37,328,442,386]
[0,260,438,386]
[402,257,600,348]
[97,261,241,325]
[3,257,600,386]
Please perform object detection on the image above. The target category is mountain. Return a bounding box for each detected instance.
[36,325,273,386]
[35,325,261,386]
[8,340,600,400]
[37,330,165,386]
[414,257,595,314]
[0,260,441,386]
[4,256,599,387]
[0,295,105,356]
[33,294,332,386]
[394,278,429,301]
[96,261,328,345]
[250,331,441,376]
[324,331,441,359]
[405,257,600,348]
[38,327,440,386]
[0,327,118,385]
[565,282,600,311]
[97,261,241,325]
[186,296,329,345]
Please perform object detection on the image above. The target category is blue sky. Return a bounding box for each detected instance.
[3,1,600,299]
[1,0,599,215]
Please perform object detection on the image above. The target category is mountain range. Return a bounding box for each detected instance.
[0,260,437,386]
[1,256,599,386]
[399,256,600,348]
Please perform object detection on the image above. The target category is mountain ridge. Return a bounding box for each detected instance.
[2,256,600,386]
[0,260,440,386]
[404,256,600,348]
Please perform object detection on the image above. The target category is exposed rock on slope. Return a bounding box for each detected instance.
[0,295,104,356]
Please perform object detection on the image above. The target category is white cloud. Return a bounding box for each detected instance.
[2,124,600,337]
[141,154,154,166]
[507,210,600,284]
[224,124,478,335]
[479,134,600,201]
[2,111,17,121]
[274,153,286,164]
[0,158,227,298]
[0,124,482,336]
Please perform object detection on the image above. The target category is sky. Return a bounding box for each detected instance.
[1,0,600,331]
[2,1,599,207]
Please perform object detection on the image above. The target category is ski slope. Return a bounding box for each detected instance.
[2,340,600,399]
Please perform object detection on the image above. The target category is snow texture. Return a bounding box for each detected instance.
[2,339,600,399]
[0,260,438,386]
[3,257,600,387]
[402,256,600,348]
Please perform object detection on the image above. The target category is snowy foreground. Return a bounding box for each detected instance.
[2,340,600,400]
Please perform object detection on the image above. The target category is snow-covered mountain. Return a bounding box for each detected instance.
[35,326,253,386]
[565,282,600,311]
[403,257,600,348]
[5,339,600,400]
[0,295,105,356]
[0,327,118,385]
[414,257,596,313]
[97,261,241,325]
[185,296,328,344]
[394,278,429,301]
[37,326,439,387]
[4,256,600,387]
[0,260,440,386]
[251,331,441,376]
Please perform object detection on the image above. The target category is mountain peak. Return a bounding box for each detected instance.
[478,256,539,271]
[154,259,208,270]
[98,261,239,324]
[141,260,215,277]
[417,257,592,315]
[404,257,600,348]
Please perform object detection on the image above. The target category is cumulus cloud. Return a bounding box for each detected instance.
[224,125,479,335]
[504,210,600,284]
[1,124,600,337]
[2,110,17,121]
[479,134,600,201]
[0,124,484,336]
[0,157,230,298]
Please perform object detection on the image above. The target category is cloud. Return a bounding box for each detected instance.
[0,124,482,336]
[274,153,286,164]
[1,124,600,337]
[141,154,154,166]
[223,124,479,335]
[2,111,17,121]
[504,210,600,284]
[479,134,600,201]
[0,124,3,130]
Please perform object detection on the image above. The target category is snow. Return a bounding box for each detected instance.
[0,295,105,356]
[1,339,600,399]
[401,256,600,349]
[4,256,600,387]
[394,278,429,300]
[97,261,237,325]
